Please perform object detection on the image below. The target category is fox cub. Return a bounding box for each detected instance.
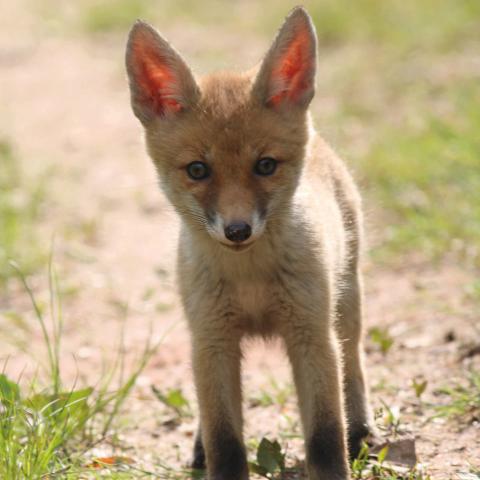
[126,7,372,480]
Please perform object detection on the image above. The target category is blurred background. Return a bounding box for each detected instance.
[0,1,479,478]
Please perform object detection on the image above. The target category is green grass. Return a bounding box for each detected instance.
[0,263,158,478]
[369,327,395,355]
[434,370,480,423]
[0,140,46,285]
[151,386,192,419]
[249,379,293,409]
[359,81,480,264]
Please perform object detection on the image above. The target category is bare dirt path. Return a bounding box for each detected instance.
[1,22,479,479]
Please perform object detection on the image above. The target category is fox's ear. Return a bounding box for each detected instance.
[125,21,200,125]
[252,7,317,110]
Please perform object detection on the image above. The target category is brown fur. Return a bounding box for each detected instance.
[126,7,373,480]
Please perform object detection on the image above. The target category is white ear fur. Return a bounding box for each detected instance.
[252,7,317,110]
[125,21,200,125]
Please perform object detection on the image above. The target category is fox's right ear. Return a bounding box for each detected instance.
[252,7,317,111]
[125,21,200,125]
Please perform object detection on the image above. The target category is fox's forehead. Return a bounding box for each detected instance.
[198,72,254,119]
[172,73,268,160]
[186,73,301,158]
[175,118,264,168]
[183,111,296,167]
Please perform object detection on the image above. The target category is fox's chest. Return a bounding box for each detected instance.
[232,281,270,317]
[228,280,278,335]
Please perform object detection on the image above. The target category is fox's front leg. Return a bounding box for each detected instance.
[191,329,248,480]
[283,315,350,480]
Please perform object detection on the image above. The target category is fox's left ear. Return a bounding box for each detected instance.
[252,7,317,110]
[125,21,200,125]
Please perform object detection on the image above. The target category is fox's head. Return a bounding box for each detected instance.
[126,7,317,252]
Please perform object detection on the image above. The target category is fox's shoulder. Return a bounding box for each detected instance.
[297,129,363,260]
[304,130,362,209]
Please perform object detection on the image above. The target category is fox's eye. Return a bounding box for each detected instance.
[254,157,277,176]
[186,161,210,180]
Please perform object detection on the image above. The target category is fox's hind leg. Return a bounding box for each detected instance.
[336,269,373,459]
[333,178,374,459]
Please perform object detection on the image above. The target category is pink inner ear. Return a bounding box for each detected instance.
[268,29,312,107]
[131,39,182,116]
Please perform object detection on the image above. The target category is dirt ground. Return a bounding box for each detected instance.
[1,10,479,480]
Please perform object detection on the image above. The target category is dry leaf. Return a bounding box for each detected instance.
[86,456,135,469]
[371,436,417,468]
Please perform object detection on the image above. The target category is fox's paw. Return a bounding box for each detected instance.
[348,423,381,460]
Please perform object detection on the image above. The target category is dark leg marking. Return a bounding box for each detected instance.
[348,422,370,460]
[191,428,206,470]
[308,421,349,478]
[209,428,248,480]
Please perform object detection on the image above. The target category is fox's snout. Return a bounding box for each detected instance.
[207,210,265,250]
[224,222,252,243]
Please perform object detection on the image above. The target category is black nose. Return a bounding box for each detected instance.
[224,222,252,243]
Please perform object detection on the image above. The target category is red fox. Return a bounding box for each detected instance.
[126,7,373,480]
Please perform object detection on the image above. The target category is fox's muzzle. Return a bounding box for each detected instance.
[224,222,252,243]
[206,210,266,251]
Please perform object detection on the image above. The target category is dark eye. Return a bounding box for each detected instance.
[186,161,210,180]
[254,157,277,176]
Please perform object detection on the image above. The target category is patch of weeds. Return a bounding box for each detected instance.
[0,139,46,285]
[151,386,192,419]
[434,370,480,423]
[0,262,159,478]
[411,377,428,400]
[277,413,302,441]
[376,401,402,436]
[369,327,394,355]
[361,81,480,266]
[250,378,293,408]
